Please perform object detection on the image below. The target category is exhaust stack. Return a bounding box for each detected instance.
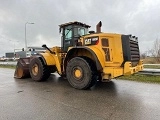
[96,21,102,33]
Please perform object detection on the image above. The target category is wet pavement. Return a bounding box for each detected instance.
[0,68,160,120]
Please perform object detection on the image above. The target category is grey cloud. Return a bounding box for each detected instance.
[0,0,160,56]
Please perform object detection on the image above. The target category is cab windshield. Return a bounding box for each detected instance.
[74,26,88,37]
[64,25,89,40]
[78,27,88,36]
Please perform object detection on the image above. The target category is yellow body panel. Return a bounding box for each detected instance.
[86,46,105,68]
[14,21,143,85]
[102,67,123,80]
[40,46,62,74]
[124,60,143,75]
[40,33,143,80]
[82,33,143,80]
[40,52,56,65]
[102,61,143,80]
[82,33,124,66]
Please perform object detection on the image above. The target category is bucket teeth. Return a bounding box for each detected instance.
[14,58,31,79]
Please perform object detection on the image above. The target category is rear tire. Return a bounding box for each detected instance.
[29,57,50,81]
[66,57,97,89]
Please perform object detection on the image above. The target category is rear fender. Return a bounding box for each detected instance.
[64,46,105,71]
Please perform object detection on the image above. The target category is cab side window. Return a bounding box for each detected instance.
[78,28,85,36]
[65,26,72,40]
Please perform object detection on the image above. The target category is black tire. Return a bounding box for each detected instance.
[66,57,97,89]
[80,56,98,88]
[29,57,50,81]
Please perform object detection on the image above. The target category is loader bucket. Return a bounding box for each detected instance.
[14,58,31,79]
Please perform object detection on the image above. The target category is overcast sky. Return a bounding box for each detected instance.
[0,0,160,56]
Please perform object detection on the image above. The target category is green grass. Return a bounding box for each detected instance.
[142,57,158,64]
[144,65,160,69]
[119,74,160,83]
[0,64,16,69]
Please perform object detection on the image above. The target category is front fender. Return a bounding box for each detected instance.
[39,53,56,66]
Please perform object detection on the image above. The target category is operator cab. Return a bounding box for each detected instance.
[59,21,90,52]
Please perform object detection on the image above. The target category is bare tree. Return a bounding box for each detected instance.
[150,38,160,63]
[140,52,147,59]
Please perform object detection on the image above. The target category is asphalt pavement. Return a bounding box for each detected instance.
[0,68,160,120]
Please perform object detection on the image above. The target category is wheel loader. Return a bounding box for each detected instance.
[14,21,143,89]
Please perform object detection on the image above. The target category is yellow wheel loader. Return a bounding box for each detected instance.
[14,21,143,89]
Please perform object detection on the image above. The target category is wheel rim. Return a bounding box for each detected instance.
[73,67,82,80]
[32,63,39,76]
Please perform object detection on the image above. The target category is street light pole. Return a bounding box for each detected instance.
[25,22,34,51]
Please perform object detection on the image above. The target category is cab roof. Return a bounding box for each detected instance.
[59,21,91,28]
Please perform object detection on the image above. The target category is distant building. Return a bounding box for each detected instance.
[5,52,14,58]
[5,51,26,58]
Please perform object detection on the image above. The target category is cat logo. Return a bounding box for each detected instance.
[85,38,91,45]
[84,37,99,45]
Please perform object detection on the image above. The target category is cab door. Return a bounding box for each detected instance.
[62,26,73,52]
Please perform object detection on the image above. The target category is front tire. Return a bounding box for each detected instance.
[29,57,50,81]
[66,57,97,89]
